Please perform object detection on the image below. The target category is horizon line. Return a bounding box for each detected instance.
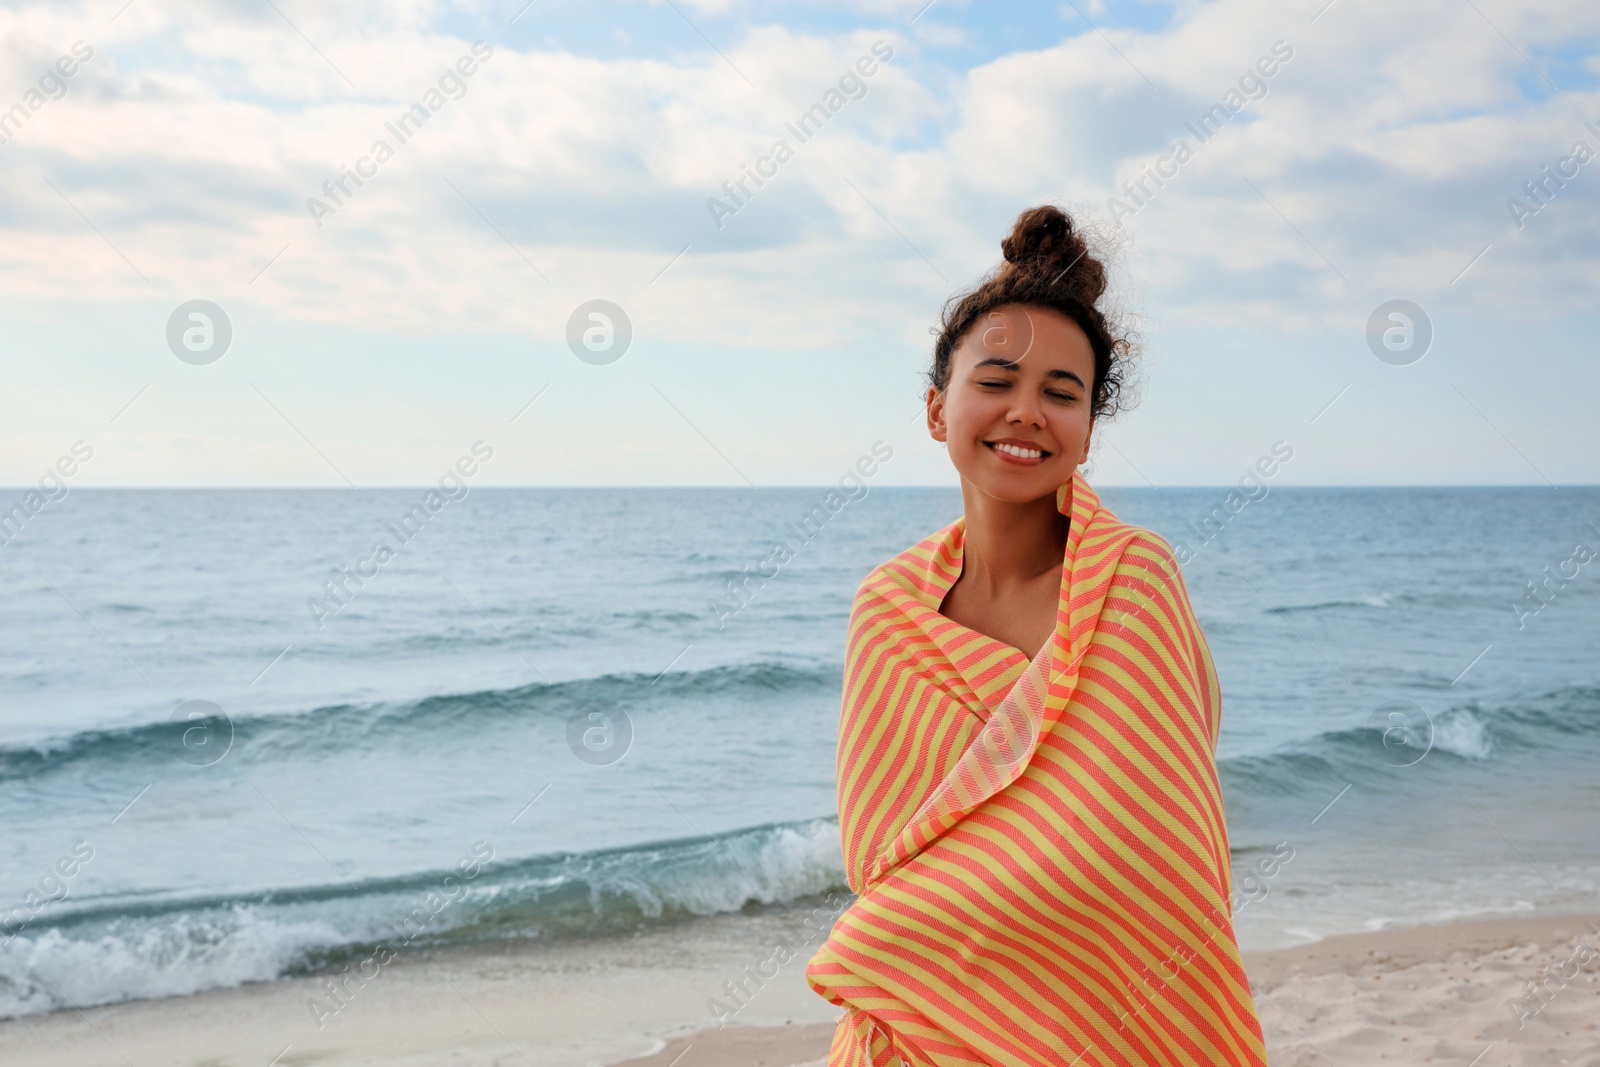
[1,482,1592,492]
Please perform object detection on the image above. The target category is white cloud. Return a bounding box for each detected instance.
[5,0,1596,332]
[0,0,1596,483]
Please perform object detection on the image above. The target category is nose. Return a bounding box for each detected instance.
[1005,390,1046,429]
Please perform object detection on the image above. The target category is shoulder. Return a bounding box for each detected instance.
[1116,526,1186,584]
[1079,519,1213,685]
[853,522,961,603]
[1083,513,1191,602]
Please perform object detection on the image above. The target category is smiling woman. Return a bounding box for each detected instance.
[805,206,1270,1066]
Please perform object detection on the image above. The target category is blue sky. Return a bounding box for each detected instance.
[1,0,1596,486]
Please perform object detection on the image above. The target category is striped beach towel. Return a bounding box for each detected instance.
[805,471,1267,1066]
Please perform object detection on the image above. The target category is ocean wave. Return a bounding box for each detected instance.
[1265,593,1393,614]
[0,817,847,1020]
[0,661,837,782]
[1220,685,1600,800]
[1431,707,1493,760]
[0,910,341,1020]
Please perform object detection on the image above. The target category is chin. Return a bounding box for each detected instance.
[982,484,1060,505]
[957,456,1075,502]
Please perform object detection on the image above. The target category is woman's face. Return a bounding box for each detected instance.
[927,303,1096,504]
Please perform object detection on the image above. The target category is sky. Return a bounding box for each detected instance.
[1,0,1597,487]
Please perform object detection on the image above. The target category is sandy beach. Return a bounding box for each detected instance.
[4,909,1596,1067]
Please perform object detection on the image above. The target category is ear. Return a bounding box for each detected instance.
[1078,417,1094,465]
[926,384,948,443]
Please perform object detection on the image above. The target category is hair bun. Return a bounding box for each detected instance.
[998,204,1105,304]
[1000,205,1074,267]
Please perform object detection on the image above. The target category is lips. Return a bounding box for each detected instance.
[984,438,1050,466]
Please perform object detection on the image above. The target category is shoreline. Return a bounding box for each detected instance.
[3,910,1596,1067]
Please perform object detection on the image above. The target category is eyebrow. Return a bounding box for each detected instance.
[974,357,1086,389]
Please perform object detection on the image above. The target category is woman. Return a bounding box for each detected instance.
[805,206,1268,1066]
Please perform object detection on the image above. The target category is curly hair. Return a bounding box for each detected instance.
[928,205,1136,421]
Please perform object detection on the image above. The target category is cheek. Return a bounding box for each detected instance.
[1051,409,1092,450]
[1049,412,1088,463]
[942,389,1000,437]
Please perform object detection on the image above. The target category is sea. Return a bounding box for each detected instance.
[1,485,1597,1021]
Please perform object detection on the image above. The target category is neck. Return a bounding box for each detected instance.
[957,478,1069,591]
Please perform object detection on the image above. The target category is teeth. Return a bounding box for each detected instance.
[994,443,1043,459]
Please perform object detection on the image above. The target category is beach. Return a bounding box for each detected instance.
[3,488,1597,1063]
[2,909,1596,1066]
